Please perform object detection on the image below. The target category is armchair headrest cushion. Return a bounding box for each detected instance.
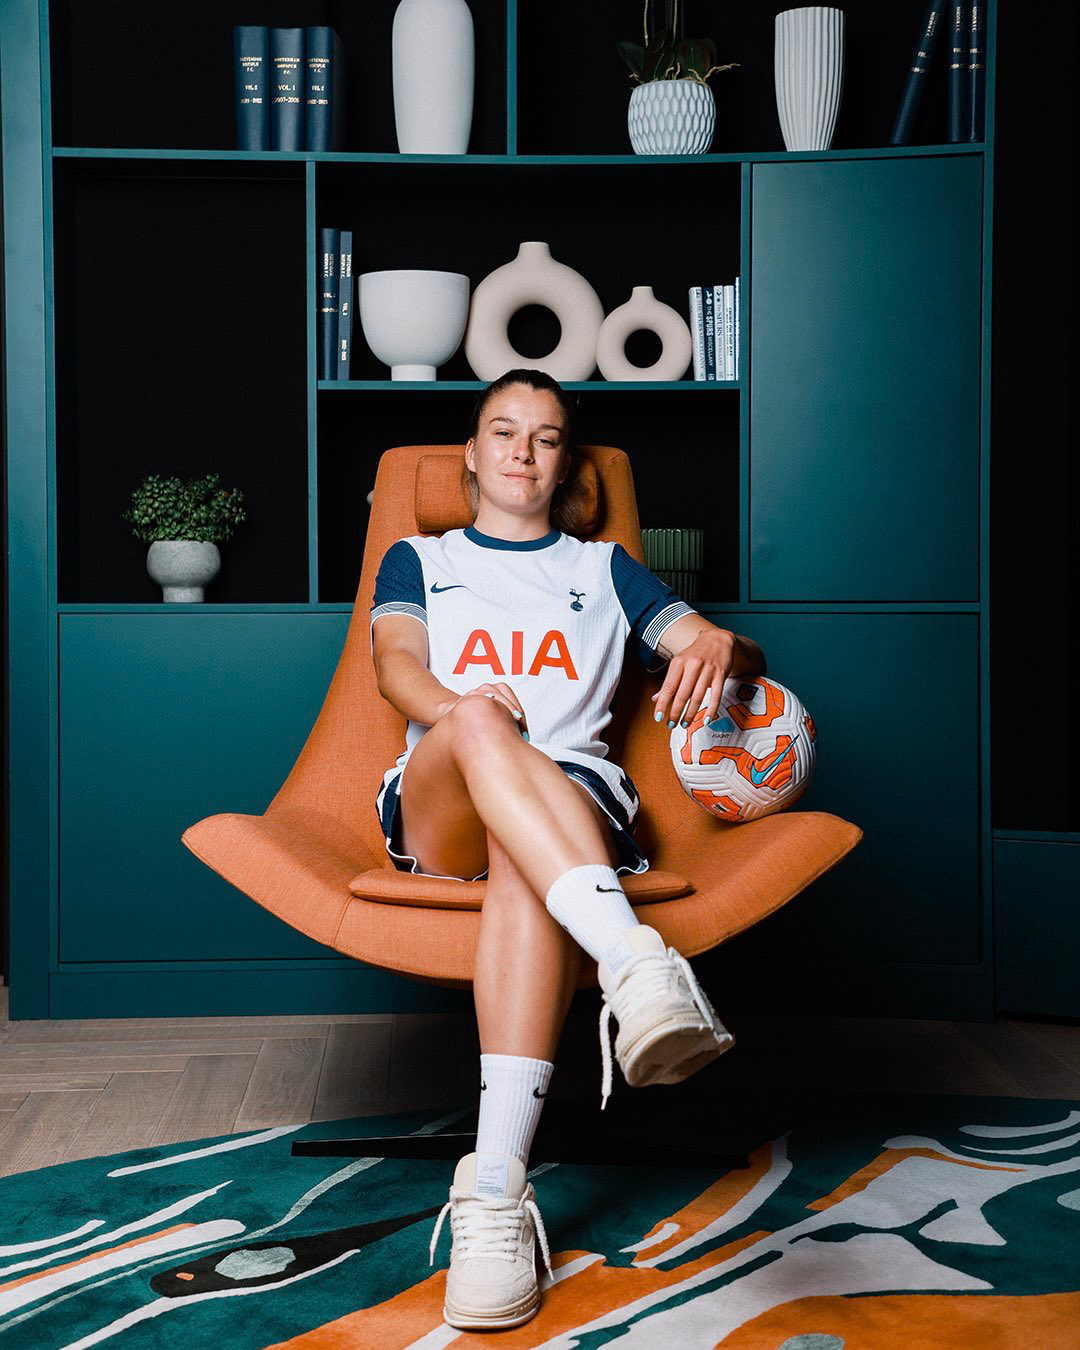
[414,450,602,535]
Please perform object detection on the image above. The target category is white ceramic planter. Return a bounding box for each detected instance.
[392,0,475,153]
[775,6,844,152]
[146,540,221,603]
[359,269,470,380]
[596,286,693,381]
[628,78,716,155]
[463,241,604,381]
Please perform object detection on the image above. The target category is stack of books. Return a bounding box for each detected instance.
[317,228,354,381]
[890,0,985,144]
[234,26,346,151]
[689,280,740,382]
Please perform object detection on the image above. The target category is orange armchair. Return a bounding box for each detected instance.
[181,442,861,1160]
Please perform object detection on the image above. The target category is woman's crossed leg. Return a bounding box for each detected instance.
[397,691,622,1061]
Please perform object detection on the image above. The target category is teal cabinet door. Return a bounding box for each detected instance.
[59,612,351,962]
[750,156,982,601]
[708,611,981,965]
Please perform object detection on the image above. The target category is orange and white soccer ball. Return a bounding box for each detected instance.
[669,675,817,822]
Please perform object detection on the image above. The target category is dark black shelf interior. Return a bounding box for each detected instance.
[316,159,742,383]
[316,388,740,606]
[48,0,508,154]
[53,160,309,603]
[516,0,964,156]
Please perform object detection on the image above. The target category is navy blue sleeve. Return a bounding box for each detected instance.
[370,539,427,652]
[609,542,697,672]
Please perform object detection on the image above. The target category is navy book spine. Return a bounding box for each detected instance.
[947,3,968,143]
[318,227,340,381]
[271,27,305,151]
[336,230,353,380]
[967,2,985,142]
[234,26,269,151]
[889,0,946,146]
[305,27,347,152]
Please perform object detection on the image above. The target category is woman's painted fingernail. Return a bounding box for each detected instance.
[667,720,676,729]
[654,710,663,722]
[510,707,522,719]
[523,731,530,742]
[681,720,689,728]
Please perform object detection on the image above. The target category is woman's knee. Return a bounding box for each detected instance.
[443,692,523,754]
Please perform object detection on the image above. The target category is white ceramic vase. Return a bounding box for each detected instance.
[392,0,475,154]
[463,241,604,382]
[359,269,470,380]
[596,286,693,381]
[628,78,716,155]
[775,6,844,152]
[146,540,221,603]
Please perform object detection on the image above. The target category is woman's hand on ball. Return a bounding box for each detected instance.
[651,629,737,728]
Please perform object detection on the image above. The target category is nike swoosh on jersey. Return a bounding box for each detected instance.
[430,582,466,593]
[596,886,623,893]
[532,1087,547,1098]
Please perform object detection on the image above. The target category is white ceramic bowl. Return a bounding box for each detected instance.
[358,269,471,380]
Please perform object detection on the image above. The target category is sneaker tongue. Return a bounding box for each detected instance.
[459,1151,527,1199]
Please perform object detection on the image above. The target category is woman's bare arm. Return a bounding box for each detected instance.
[372,614,459,725]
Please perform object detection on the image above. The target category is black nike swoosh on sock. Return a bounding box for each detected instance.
[596,886,623,893]
[532,1087,547,1097]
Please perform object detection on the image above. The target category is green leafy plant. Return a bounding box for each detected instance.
[123,472,246,544]
[617,0,740,85]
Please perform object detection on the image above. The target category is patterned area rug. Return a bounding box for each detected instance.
[1,1089,1078,1348]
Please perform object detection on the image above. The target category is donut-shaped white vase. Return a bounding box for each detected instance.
[596,286,693,381]
[775,6,844,152]
[358,269,470,380]
[463,241,604,381]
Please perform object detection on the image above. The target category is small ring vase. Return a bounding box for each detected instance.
[596,286,693,381]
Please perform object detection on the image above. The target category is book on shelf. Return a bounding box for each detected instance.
[305,26,347,152]
[317,226,340,381]
[270,27,304,150]
[235,26,346,151]
[336,230,353,380]
[233,26,269,151]
[890,0,984,146]
[688,280,740,381]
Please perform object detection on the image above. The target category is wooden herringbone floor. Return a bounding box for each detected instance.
[1,979,1078,1178]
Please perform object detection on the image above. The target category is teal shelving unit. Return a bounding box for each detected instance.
[4,0,1036,1023]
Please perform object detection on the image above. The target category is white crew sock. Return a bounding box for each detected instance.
[544,863,642,978]
[473,1052,554,1196]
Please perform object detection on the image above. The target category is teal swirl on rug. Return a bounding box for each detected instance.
[0,1090,1078,1348]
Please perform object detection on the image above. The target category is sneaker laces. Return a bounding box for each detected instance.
[429,1188,554,1282]
[598,947,716,1111]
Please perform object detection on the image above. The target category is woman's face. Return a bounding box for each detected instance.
[464,384,569,517]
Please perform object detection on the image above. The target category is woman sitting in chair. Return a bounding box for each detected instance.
[369,366,767,1332]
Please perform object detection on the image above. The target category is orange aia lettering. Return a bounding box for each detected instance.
[528,630,579,680]
[452,630,578,680]
[452,629,505,676]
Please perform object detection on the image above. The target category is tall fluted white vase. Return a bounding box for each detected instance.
[775,7,844,152]
[392,0,474,154]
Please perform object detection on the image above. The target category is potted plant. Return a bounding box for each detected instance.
[617,0,740,155]
[123,472,246,603]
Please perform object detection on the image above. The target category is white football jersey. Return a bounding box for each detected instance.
[369,523,697,830]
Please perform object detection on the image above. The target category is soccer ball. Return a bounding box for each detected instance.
[669,675,817,823]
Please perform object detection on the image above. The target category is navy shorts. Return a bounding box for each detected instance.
[375,758,650,881]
